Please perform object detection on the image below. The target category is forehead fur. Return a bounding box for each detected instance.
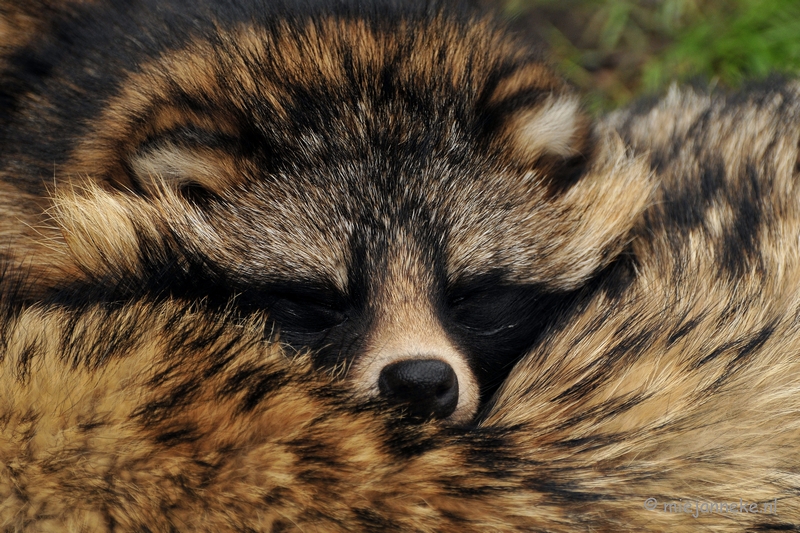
[191,135,651,293]
[66,13,563,180]
[60,10,650,292]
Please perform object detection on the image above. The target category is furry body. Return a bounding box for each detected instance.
[2,83,800,531]
[2,0,800,530]
[0,0,651,420]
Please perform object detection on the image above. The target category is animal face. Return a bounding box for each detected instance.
[1,2,652,422]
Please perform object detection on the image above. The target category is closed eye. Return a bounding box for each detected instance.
[266,289,348,334]
[458,322,518,336]
[444,277,583,402]
[447,289,528,337]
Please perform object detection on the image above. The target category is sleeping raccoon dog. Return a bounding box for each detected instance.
[0,0,651,422]
[2,80,800,533]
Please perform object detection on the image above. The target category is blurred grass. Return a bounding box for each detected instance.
[500,0,800,112]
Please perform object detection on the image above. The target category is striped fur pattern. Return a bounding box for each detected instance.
[1,1,800,530]
[0,0,651,421]
[2,82,800,531]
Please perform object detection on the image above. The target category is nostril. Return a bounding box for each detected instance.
[378,359,459,421]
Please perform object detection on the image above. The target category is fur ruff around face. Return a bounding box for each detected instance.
[1,1,800,531]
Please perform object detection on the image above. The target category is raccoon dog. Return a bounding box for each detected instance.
[2,82,800,531]
[0,0,651,421]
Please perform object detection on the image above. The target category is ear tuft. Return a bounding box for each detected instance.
[503,94,591,163]
[129,144,244,197]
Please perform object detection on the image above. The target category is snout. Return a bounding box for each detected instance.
[378,358,459,420]
[349,348,479,423]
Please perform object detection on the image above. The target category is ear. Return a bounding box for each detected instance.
[502,94,590,162]
[484,61,591,167]
[128,142,246,197]
[483,64,651,288]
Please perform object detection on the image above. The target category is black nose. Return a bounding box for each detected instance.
[378,359,459,420]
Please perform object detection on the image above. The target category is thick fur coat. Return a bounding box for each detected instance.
[2,83,800,531]
[0,0,651,421]
[1,0,800,531]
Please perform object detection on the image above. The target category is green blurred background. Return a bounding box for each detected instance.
[495,0,800,113]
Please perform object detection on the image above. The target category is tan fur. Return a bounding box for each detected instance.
[130,145,250,195]
[503,95,590,160]
[445,132,652,289]
[0,1,656,419]
[46,119,652,420]
[0,7,640,297]
[3,79,800,527]
[1,4,799,529]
